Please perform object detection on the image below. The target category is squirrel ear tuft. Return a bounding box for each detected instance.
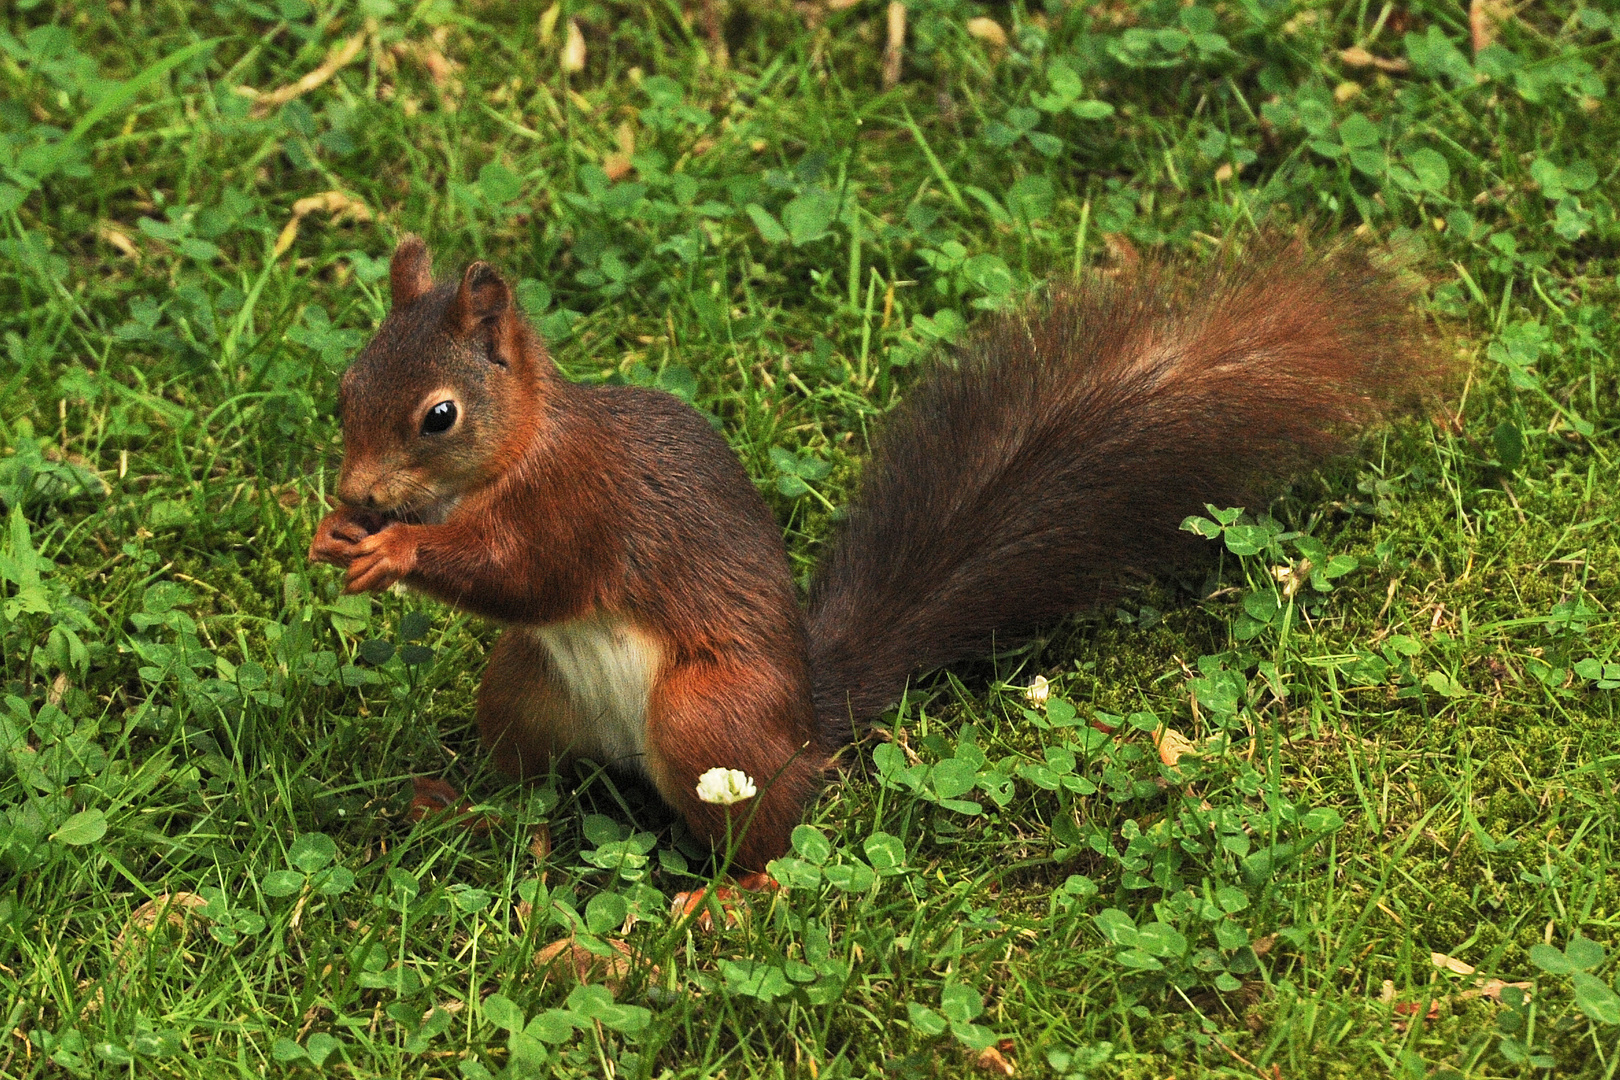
[447,260,512,336]
[390,235,433,308]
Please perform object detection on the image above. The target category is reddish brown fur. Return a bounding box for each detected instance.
[644,659,824,867]
[313,237,821,868]
[475,630,579,778]
[312,233,1440,868]
[808,237,1437,738]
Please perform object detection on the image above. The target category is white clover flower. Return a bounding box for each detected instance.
[695,768,757,806]
[1024,675,1051,707]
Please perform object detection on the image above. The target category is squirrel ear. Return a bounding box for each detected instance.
[447,261,512,336]
[390,235,433,308]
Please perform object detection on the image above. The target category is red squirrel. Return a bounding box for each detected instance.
[309,234,1435,868]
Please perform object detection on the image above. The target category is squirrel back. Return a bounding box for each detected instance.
[808,236,1436,739]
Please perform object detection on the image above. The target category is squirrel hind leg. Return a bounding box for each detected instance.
[644,658,824,871]
[476,629,584,780]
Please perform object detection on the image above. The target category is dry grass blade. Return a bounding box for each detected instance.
[96,223,139,260]
[1460,979,1533,1002]
[562,20,586,73]
[274,190,373,258]
[244,33,366,118]
[1339,46,1411,73]
[882,2,906,88]
[1430,951,1476,975]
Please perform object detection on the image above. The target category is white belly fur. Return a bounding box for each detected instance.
[530,615,663,773]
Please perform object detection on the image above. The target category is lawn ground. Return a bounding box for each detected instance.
[0,0,1618,1076]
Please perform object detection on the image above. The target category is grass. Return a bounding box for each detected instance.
[0,0,1617,1075]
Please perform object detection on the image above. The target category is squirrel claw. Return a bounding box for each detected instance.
[310,506,388,566]
[343,528,418,593]
[670,873,779,932]
[735,871,779,893]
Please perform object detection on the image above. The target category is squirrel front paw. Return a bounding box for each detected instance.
[309,505,387,567]
[343,527,419,593]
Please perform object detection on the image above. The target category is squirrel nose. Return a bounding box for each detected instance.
[337,476,374,508]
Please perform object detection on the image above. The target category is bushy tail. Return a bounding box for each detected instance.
[806,235,1439,740]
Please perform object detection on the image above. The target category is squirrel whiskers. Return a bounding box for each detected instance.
[311,233,1441,868]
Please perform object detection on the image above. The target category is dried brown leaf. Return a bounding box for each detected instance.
[1469,0,1510,55]
[114,892,208,966]
[394,40,460,87]
[603,120,635,180]
[972,1044,1017,1076]
[965,17,1008,48]
[1391,997,1441,1033]
[528,822,553,863]
[1154,726,1198,767]
[533,936,641,991]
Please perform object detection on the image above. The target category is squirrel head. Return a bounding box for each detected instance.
[334,236,554,522]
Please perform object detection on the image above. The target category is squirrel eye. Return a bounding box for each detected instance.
[421,400,457,435]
